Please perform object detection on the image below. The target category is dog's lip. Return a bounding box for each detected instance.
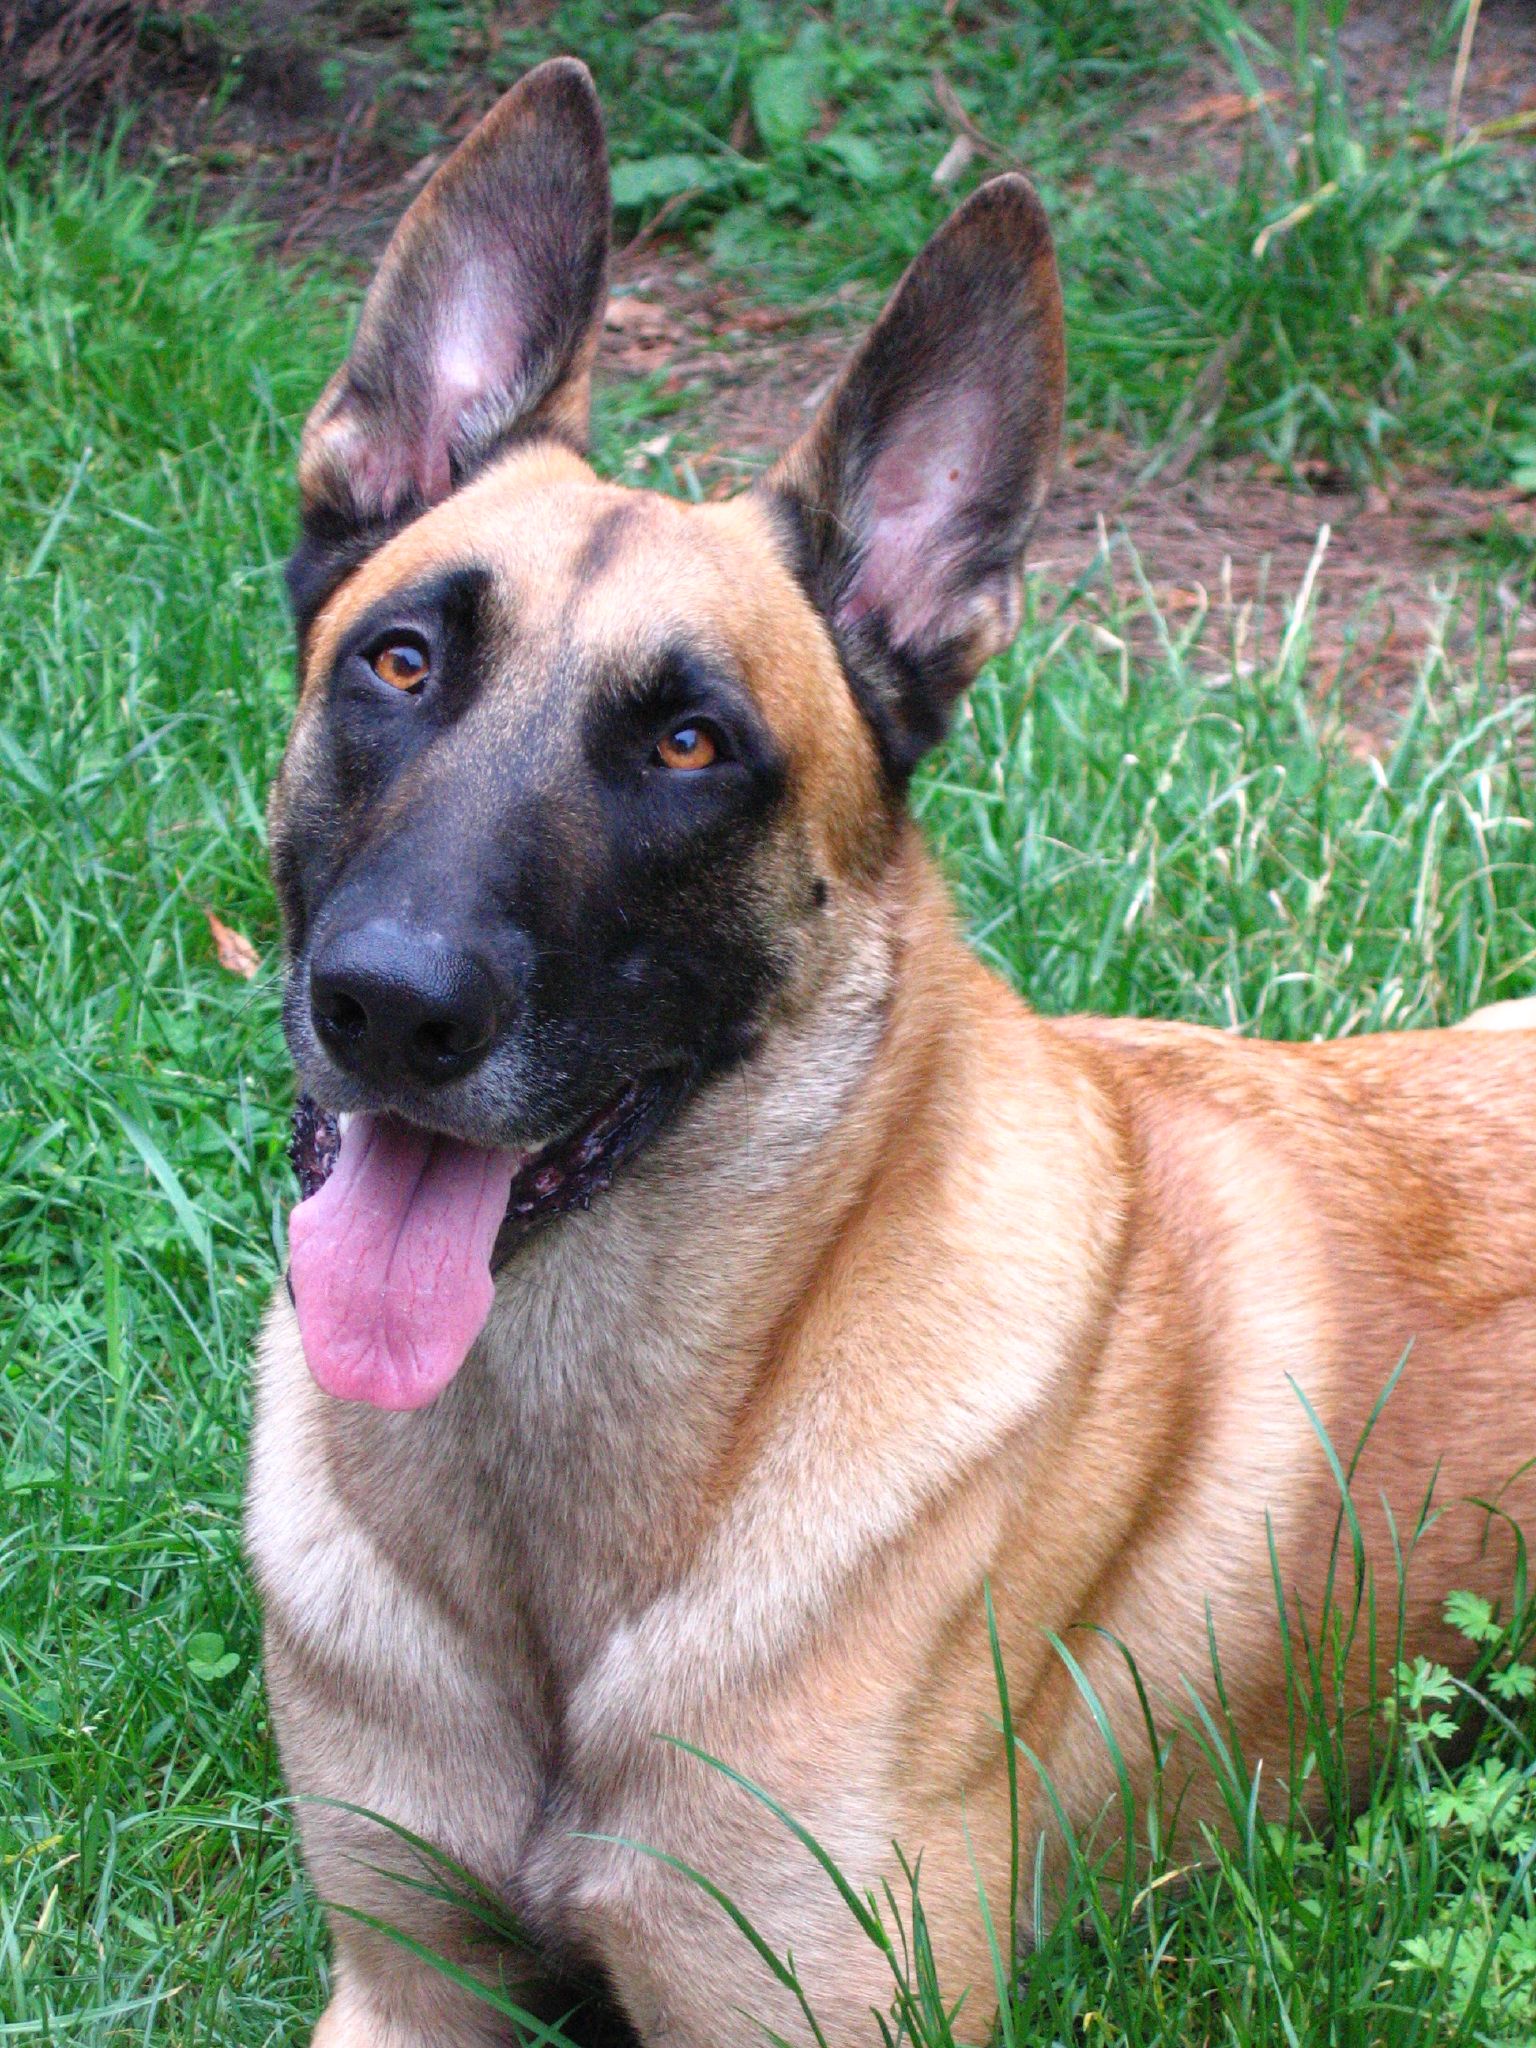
[288,1067,695,1268]
[489,1068,696,1264]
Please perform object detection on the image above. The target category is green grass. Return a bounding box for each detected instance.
[0,152,333,2041]
[924,559,1536,1032]
[2,21,1535,2039]
[422,0,1536,487]
[91,0,1536,487]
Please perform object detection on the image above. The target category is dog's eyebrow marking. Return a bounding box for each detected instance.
[328,565,493,673]
[597,641,749,718]
[572,500,638,587]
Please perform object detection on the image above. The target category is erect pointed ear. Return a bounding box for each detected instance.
[757,175,1064,781]
[289,57,610,630]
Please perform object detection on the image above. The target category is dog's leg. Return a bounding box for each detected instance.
[251,1303,573,2043]
[306,1910,576,2048]
[311,1941,642,2048]
[310,1980,504,2046]
[301,1900,545,2048]
[310,1969,507,2048]
[277,1730,564,2048]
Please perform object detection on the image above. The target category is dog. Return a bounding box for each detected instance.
[246,55,1536,2048]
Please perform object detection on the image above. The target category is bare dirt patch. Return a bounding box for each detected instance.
[1039,445,1535,733]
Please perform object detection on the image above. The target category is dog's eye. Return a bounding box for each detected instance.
[654,724,718,771]
[369,639,430,691]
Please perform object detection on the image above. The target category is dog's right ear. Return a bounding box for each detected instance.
[288,57,610,635]
[756,175,1063,783]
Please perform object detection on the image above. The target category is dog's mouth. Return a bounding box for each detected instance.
[285,1072,689,1412]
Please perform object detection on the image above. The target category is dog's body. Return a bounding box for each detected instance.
[247,60,1536,2048]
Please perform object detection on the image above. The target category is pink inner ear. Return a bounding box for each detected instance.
[836,386,992,652]
[419,314,495,502]
[333,259,534,516]
[415,262,531,504]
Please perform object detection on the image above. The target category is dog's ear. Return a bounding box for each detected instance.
[758,175,1064,780]
[289,57,610,630]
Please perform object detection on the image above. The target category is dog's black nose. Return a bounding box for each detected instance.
[310,921,500,1086]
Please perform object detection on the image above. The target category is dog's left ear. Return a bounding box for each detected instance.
[290,57,610,629]
[758,175,1064,779]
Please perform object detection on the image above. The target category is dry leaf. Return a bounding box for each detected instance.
[1172,90,1279,127]
[207,909,259,980]
[731,306,802,334]
[932,134,977,190]
[930,69,1021,168]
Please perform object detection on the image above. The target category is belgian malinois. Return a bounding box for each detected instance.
[247,56,1536,2047]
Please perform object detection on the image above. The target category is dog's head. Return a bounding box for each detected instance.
[269,58,1063,1406]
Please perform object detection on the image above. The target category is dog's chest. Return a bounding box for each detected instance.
[446,1238,746,1648]
[248,1183,817,1877]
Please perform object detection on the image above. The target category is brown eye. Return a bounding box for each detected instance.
[370,641,429,691]
[655,724,718,771]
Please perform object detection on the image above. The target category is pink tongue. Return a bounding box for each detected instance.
[288,1114,518,1411]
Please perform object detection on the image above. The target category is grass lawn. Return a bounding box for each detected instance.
[3,2,1536,2040]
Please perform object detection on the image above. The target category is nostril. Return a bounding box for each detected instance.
[316,989,368,1043]
[412,1015,482,1067]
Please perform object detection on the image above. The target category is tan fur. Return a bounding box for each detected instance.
[251,74,1536,2048]
[251,502,1536,2032]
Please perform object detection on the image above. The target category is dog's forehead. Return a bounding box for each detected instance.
[298,439,882,862]
[304,441,832,713]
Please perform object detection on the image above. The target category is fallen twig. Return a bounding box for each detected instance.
[1444,0,1484,156]
[930,70,1025,175]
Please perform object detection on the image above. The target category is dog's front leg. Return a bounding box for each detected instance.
[278,1693,564,2048]
[250,1297,577,2044]
[310,1931,519,2048]
[307,1887,640,2048]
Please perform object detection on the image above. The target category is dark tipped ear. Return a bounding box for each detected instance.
[757,174,1064,781]
[288,57,610,630]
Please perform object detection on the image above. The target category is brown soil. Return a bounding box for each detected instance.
[1038,446,1535,731]
[604,254,1536,733]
